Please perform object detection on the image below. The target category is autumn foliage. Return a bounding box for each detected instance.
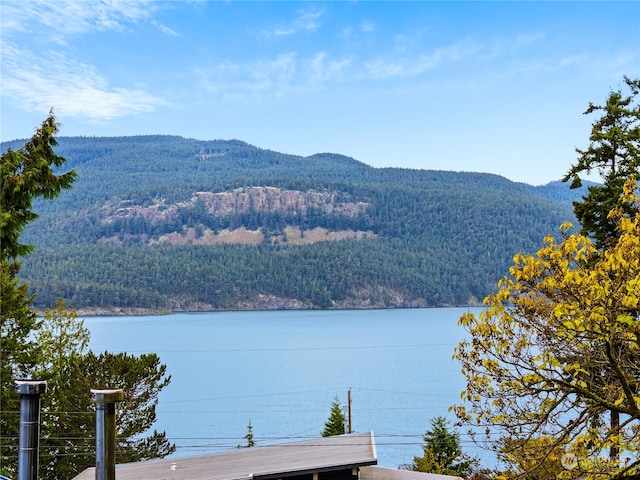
[455,180,640,479]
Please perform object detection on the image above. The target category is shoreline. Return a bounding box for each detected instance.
[55,302,480,317]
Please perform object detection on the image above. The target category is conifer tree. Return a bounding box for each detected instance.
[322,397,345,437]
[564,76,640,465]
[0,116,174,479]
[237,421,255,448]
[563,76,640,249]
[0,112,75,477]
[412,416,473,478]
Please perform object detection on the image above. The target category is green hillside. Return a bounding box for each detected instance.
[2,135,587,312]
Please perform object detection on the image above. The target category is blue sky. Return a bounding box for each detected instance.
[1,1,639,185]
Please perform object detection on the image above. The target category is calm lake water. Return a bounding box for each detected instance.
[86,307,493,469]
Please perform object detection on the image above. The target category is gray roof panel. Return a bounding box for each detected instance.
[73,432,377,480]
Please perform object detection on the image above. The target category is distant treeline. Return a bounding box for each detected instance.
[2,135,588,311]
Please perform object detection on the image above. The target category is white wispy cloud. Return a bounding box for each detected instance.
[364,40,481,80]
[481,32,544,61]
[263,7,323,37]
[1,0,174,121]
[195,49,354,103]
[309,53,351,84]
[515,32,544,48]
[195,37,484,102]
[1,0,164,39]
[514,52,600,75]
[211,53,300,101]
[152,19,180,37]
[1,43,167,120]
[360,21,375,33]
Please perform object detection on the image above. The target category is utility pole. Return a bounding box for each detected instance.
[347,388,352,434]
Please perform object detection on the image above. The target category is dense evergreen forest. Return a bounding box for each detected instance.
[1,135,589,312]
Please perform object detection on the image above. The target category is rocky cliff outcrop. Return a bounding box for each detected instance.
[99,186,373,245]
[194,186,368,217]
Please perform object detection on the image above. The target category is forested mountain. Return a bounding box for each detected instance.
[1,135,590,312]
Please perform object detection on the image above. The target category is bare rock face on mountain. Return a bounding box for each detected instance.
[98,186,373,245]
[194,186,369,217]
